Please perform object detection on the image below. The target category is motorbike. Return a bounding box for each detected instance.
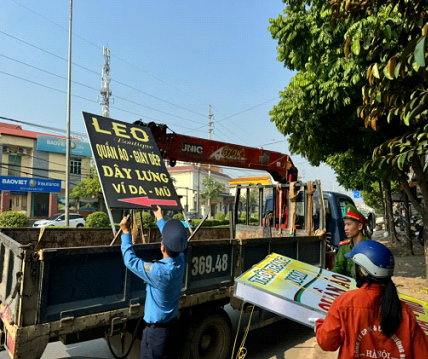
[413,217,424,246]
[394,215,404,231]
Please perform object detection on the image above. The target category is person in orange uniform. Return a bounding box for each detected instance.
[331,204,369,277]
[314,241,428,358]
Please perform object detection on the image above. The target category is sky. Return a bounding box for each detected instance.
[0,0,360,201]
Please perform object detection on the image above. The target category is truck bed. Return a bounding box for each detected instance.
[0,227,324,359]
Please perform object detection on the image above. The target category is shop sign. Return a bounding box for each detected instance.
[82,112,182,210]
[0,176,61,193]
[37,135,92,157]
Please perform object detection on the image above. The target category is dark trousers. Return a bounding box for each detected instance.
[141,322,177,359]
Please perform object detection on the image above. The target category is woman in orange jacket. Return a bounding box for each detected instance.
[314,241,428,358]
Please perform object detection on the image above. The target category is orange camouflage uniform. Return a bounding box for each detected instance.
[315,283,428,358]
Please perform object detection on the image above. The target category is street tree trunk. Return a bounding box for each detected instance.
[395,154,428,283]
[378,179,386,231]
[382,178,398,243]
[411,155,428,283]
[403,191,414,254]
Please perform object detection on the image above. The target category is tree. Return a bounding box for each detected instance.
[361,182,384,214]
[331,0,428,278]
[269,1,394,230]
[268,1,403,242]
[268,1,393,167]
[71,167,104,212]
[240,188,259,214]
[200,176,225,217]
[327,151,402,243]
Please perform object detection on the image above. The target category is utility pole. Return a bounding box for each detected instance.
[65,0,73,227]
[207,105,213,217]
[100,47,112,118]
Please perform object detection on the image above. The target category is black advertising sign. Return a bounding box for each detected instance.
[82,112,182,210]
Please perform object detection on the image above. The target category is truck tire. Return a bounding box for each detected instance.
[181,308,232,359]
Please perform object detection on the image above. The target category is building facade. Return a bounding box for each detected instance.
[0,123,92,218]
[167,162,233,218]
[229,175,275,216]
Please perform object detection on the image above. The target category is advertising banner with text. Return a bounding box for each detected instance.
[83,112,182,210]
[236,253,428,336]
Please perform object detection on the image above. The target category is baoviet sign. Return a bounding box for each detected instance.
[82,112,182,210]
[0,176,61,193]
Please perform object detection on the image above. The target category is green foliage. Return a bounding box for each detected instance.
[173,213,184,220]
[225,212,230,220]
[240,211,247,219]
[200,176,226,201]
[215,212,225,221]
[192,219,202,227]
[331,1,428,174]
[0,211,30,228]
[141,212,156,228]
[361,181,400,214]
[268,1,382,166]
[326,150,382,191]
[188,216,260,227]
[191,219,229,227]
[253,212,259,221]
[71,167,102,199]
[85,212,109,228]
[240,189,258,208]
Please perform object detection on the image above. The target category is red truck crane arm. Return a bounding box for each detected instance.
[134,121,298,183]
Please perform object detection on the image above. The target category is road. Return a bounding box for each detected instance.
[0,306,323,359]
[0,338,115,359]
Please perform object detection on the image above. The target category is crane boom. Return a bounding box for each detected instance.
[134,121,298,183]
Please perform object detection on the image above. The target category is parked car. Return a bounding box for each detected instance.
[33,213,86,228]
[185,211,201,219]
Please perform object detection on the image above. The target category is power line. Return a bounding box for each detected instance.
[3,4,267,144]
[0,115,87,138]
[1,162,89,176]
[0,53,205,125]
[257,139,288,147]
[0,71,207,133]
[112,79,207,118]
[211,106,261,143]
[188,97,281,135]
[211,115,247,144]
[0,165,81,187]
[0,29,100,77]
[215,97,280,125]
[0,70,98,102]
[6,1,210,116]
[1,13,280,147]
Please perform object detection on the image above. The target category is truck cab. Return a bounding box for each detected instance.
[263,190,356,249]
[318,191,355,249]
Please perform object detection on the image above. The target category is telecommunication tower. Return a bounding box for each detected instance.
[100,47,112,118]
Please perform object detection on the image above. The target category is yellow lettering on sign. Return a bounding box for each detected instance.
[130,128,149,142]
[92,117,111,135]
[112,122,130,139]
[102,165,114,177]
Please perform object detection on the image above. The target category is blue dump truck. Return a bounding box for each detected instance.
[264,190,356,249]
[0,182,351,359]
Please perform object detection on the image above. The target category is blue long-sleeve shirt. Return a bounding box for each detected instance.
[121,219,185,323]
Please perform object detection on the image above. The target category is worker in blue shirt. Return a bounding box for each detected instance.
[120,206,188,359]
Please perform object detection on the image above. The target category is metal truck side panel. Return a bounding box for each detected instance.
[0,232,24,329]
[37,240,237,323]
[184,240,235,294]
